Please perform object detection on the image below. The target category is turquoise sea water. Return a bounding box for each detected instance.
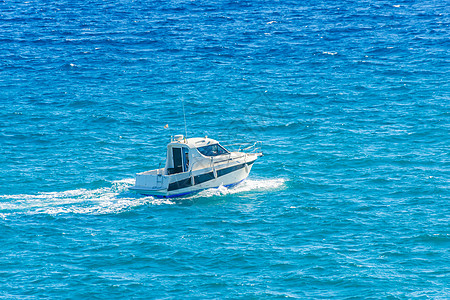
[1,0,449,298]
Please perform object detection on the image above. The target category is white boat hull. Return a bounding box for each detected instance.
[130,156,257,198]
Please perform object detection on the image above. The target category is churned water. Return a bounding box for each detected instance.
[0,0,449,298]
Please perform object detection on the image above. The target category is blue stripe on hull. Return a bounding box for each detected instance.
[166,161,255,192]
[146,179,245,199]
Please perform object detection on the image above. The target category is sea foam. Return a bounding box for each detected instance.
[0,178,285,216]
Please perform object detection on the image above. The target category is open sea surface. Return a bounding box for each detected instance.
[0,0,449,298]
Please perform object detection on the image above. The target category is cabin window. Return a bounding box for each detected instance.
[168,147,189,175]
[197,144,229,157]
[171,147,183,174]
[182,147,189,172]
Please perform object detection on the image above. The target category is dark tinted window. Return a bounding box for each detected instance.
[197,144,229,157]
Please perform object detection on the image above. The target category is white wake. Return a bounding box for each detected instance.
[0,178,286,216]
[191,178,286,198]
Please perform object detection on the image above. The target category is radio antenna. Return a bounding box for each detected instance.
[181,98,188,139]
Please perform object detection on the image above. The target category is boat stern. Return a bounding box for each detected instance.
[129,168,169,195]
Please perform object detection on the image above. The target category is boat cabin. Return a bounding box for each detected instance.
[165,135,230,175]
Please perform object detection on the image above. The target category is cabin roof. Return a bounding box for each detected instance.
[168,136,219,149]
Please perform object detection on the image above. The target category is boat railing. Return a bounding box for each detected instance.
[225,141,262,153]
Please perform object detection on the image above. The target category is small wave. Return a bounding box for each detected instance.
[59,63,79,70]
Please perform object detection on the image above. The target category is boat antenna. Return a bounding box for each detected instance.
[181,97,188,140]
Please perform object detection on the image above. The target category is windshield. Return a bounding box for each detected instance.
[197,144,229,157]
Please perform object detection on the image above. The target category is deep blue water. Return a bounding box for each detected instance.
[1,0,449,298]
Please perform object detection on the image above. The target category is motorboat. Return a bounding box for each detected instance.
[129,135,262,198]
